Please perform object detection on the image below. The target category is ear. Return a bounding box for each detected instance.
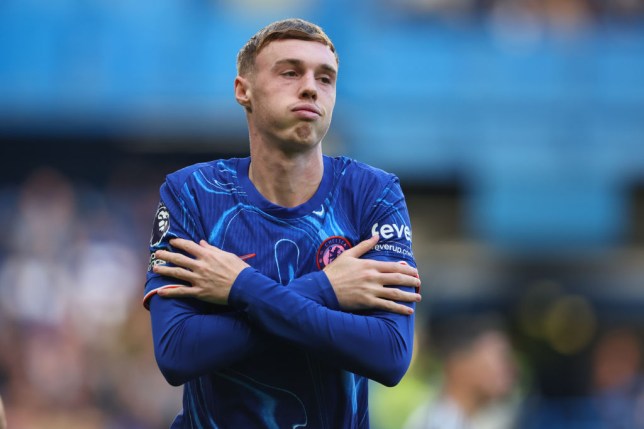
[234,76,252,111]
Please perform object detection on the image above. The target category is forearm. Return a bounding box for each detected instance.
[149,271,341,385]
[149,295,263,385]
[230,268,415,386]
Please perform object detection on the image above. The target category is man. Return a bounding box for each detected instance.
[403,315,518,429]
[144,18,421,428]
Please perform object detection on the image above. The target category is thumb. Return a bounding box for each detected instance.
[343,234,379,258]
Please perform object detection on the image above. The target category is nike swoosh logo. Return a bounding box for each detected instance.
[313,205,325,217]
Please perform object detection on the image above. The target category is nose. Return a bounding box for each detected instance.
[299,71,317,100]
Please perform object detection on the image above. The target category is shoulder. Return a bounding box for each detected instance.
[164,158,242,189]
[328,156,399,190]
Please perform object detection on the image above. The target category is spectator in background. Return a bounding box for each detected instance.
[0,394,6,429]
[591,327,644,428]
[0,167,77,328]
[404,314,519,429]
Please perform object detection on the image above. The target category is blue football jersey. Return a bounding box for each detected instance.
[145,155,417,429]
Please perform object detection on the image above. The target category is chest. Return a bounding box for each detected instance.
[201,204,359,284]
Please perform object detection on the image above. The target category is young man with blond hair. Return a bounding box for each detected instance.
[145,18,420,428]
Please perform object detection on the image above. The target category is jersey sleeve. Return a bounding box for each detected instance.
[149,270,339,386]
[144,177,205,308]
[144,176,266,385]
[361,174,416,267]
[229,267,414,387]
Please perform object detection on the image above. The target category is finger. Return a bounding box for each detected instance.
[370,260,419,277]
[169,238,206,257]
[198,240,255,263]
[377,287,422,303]
[155,249,198,270]
[371,299,414,315]
[398,261,420,279]
[153,265,198,283]
[157,285,197,298]
[342,234,379,258]
[377,272,421,289]
[199,239,221,251]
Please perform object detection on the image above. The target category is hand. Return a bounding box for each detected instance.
[152,238,250,305]
[322,235,421,315]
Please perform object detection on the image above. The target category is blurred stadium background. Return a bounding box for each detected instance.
[1,0,644,428]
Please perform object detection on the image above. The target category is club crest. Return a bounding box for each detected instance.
[316,236,352,269]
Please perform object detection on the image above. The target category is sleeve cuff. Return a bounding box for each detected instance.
[289,271,341,311]
[228,267,262,311]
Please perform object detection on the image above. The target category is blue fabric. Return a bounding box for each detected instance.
[145,155,416,428]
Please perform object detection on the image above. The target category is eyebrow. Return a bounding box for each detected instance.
[273,58,337,76]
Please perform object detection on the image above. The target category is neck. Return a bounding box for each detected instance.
[248,143,324,208]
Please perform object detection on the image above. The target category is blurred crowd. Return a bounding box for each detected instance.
[371,312,644,429]
[387,0,644,22]
[0,167,181,429]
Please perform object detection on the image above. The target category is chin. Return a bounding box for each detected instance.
[293,126,326,145]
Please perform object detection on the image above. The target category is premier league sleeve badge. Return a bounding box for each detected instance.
[150,202,170,247]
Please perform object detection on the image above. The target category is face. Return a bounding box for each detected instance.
[236,39,337,152]
[464,332,516,400]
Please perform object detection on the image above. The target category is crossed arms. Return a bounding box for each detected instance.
[148,235,421,387]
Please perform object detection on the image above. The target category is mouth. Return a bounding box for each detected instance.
[292,104,322,118]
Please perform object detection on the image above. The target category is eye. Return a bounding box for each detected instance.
[281,70,298,78]
[317,75,335,86]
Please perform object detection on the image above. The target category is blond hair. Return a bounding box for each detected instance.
[237,18,338,76]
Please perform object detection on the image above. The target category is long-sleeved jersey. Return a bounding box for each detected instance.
[144,155,417,429]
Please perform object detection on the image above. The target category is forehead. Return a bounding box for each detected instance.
[256,39,337,71]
